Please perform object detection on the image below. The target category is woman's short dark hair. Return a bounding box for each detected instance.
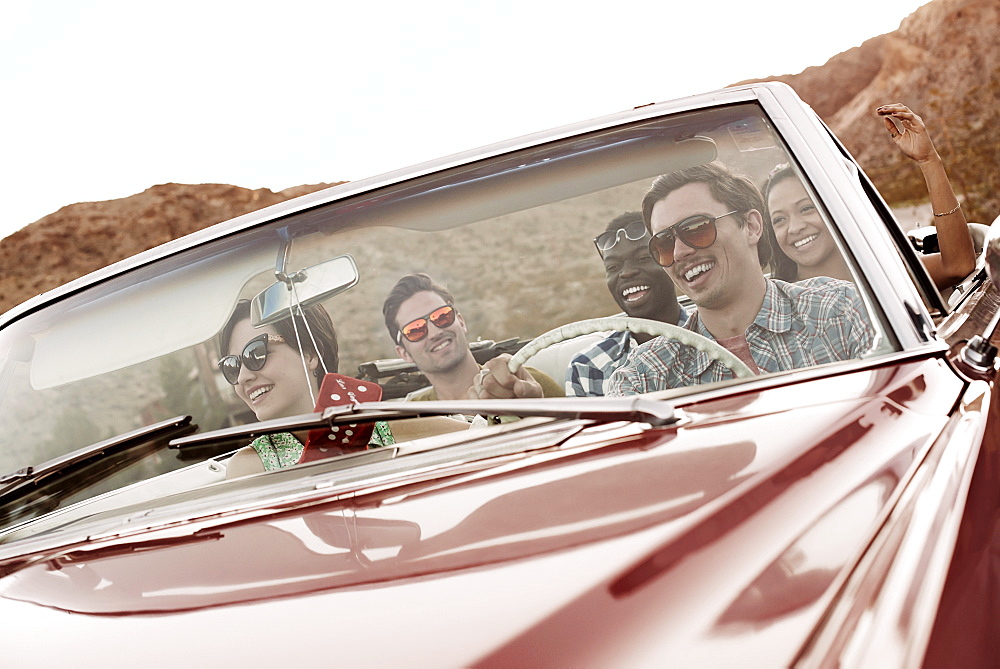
[641,161,773,270]
[218,300,339,386]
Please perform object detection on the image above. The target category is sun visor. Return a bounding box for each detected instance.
[30,246,272,389]
[310,134,719,234]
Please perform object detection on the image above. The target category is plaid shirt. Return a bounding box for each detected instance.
[607,277,874,395]
[566,309,689,397]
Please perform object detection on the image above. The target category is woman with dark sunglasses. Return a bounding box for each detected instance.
[217,300,393,477]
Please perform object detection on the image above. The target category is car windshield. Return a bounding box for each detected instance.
[0,100,899,533]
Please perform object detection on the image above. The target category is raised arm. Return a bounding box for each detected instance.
[876,104,976,289]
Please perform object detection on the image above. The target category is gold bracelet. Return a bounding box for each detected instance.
[933,203,961,217]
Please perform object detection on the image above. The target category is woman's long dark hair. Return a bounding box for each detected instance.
[762,163,801,282]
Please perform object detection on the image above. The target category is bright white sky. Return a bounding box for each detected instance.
[1,0,931,241]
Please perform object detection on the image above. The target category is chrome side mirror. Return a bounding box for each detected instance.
[958,215,1000,376]
[251,254,359,326]
[985,215,1000,291]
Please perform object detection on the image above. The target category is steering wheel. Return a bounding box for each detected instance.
[506,316,754,379]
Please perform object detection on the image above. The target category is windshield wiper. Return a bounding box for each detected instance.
[0,416,197,526]
[359,396,677,424]
[169,396,677,451]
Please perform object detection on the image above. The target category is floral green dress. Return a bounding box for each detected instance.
[249,421,395,472]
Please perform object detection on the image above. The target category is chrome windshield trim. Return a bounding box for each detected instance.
[754,84,939,350]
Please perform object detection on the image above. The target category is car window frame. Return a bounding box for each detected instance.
[753,84,940,350]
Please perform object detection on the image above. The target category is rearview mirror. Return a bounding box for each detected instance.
[251,255,359,326]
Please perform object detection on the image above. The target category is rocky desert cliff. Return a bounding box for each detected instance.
[0,0,996,315]
[0,182,338,312]
[739,0,998,222]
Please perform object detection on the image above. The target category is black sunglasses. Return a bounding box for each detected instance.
[648,210,738,267]
[594,220,648,256]
[396,305,457,344]
[218,333,286,385]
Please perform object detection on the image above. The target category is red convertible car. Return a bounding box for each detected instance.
[0,83,996,667]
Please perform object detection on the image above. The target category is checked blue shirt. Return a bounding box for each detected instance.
[606,277,874,396]
[566,309,689,397]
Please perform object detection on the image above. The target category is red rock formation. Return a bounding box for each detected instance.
[0,182,337,312]
[739,0,999,223]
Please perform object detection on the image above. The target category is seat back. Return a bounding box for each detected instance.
[522,332,608,391]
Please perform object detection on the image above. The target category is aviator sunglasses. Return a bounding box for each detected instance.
[218,333,286,385]
[396,304,457,344]
[648,210,738,267]
[594,220,648,256]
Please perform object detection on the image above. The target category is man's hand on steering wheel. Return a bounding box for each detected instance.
[468,354,543,400]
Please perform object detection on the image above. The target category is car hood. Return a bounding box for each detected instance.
[0,358,968,666]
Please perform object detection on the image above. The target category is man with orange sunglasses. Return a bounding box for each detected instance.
[383,273,563,401]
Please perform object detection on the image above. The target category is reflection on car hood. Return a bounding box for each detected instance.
[0,359,966,666]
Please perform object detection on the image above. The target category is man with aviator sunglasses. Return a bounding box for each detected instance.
[607,161,874,395]
[567,211,688,396]
[383,273,563,401]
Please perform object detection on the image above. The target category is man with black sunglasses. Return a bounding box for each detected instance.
[607,161,874,395]
[383,273,563,401]
[566,211,689,396]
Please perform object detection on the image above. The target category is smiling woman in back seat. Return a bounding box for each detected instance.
[764,104,976,290]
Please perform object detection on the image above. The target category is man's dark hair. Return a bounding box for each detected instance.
[218,299,339,385]
[641,161,773,269]
[382,273,456,344]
